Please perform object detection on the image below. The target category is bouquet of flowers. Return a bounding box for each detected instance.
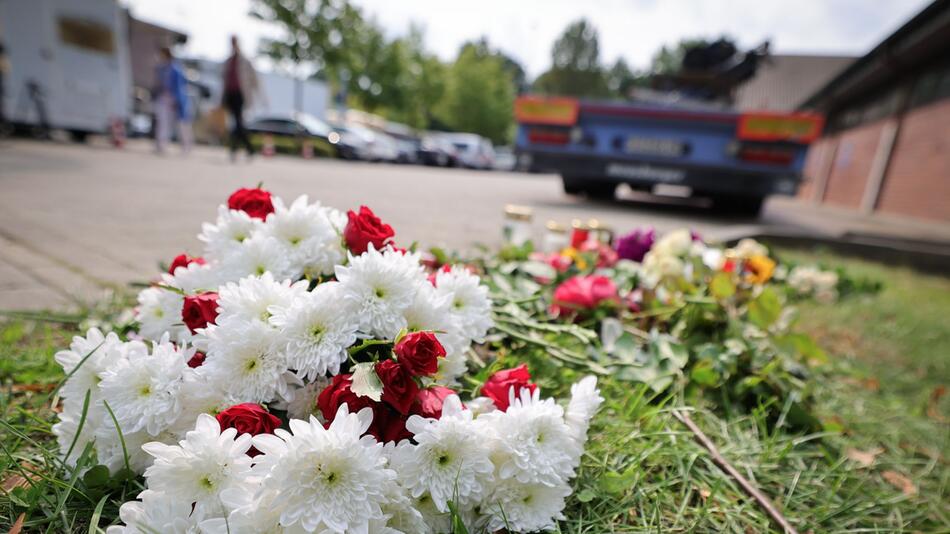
[52,187,602,533]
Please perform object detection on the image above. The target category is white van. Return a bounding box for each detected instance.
[0,0,132,138]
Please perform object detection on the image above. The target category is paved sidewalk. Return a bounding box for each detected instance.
[1,138,948,311]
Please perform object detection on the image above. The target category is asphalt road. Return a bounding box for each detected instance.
[0,139,944,311]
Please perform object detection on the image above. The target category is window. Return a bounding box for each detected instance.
[58,17,114,54]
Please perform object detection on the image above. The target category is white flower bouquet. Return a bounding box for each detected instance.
[52,187,603,533]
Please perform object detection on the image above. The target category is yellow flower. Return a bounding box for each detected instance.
[560,247,588,270]
[745,255,776,284]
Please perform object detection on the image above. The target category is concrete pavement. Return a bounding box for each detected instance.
[2,138,948,311]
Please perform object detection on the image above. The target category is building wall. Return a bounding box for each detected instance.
[819,119,885,209]
[876,98,950,221]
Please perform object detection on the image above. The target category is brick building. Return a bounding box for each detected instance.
[798,0,950,221]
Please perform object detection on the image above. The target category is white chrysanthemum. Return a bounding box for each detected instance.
[482,478,571,532]
[434,267,493,343]
[564,376,604,451]
[727,237,769,259]
[269,282,358,380]
[371,480,429,534]
[53,408,100,468]
[163,261,223,293]
[142,414,253,520]
[261,195,345,278]
[105,490,199,534]
[54,328,125,407]
[202,320,290,404]
[95,424,178,474]
[479,387,579,487]
[392,395,494,511]
[641,250,686,284]
[281,375,330,421]
[167,372,230,437]
[218,234,297,283]
[135,286,188,342]
[250,406,395,533]
[216,272,306,329]
[98,340,188,436]
[403,283,466,357]
[335,245,424,338]
[198,205,264,260]
[652,228,693,257]
[199,487,285,534]
[413,493,452,533]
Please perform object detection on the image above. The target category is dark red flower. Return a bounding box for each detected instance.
[227,188,274,220]
[482,364,537,411]
[393,331,445,377]
[375,360,419,415]
[181,292,219,334]
[168,254,206,275]
[549,275,619,318]
[411,386,458,419]
[371,404,412,443]
[317,374,374,422]
[343,205,394,254]
[215,403,282,456]
[186,350,206,368]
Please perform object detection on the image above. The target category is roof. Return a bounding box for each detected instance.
[800,0,950,111]
[734,54,855,111]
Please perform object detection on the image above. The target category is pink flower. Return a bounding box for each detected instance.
[550,275,619,318]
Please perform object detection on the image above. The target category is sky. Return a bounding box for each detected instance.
[123,0,932,78]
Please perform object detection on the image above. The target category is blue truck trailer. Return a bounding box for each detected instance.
[513,95,823,216]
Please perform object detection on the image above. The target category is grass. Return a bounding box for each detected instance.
[1,250,948,532]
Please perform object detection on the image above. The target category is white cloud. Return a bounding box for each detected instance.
[124,0,930,78]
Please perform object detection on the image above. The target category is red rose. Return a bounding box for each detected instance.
[375,360,419,415]
[393,331,446,377]
[371,404,412,443]
[216,403,282,456]
[549,275,619,318]
[168,254,206,275]
[411,386,457,419]
[227,188,274,220]
[317,374,374,422]
[187,350,206,368]
[181,292,219,334]
[482,364,537,411]
[343,205,394,254]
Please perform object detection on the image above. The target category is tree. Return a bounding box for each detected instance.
[435,42,514,144]
[649,38,710,74]
[606,58,638,98]
[532,19,609,98]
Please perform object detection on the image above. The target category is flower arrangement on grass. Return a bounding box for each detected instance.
[52,187,602,533]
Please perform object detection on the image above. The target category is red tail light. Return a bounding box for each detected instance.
[736,145,795,166]
[515,96,579,126]
[527,128,570,145]
[738,112,823,143]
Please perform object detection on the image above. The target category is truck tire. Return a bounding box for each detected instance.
[562,176,616,200]
[712,195,765,217]
[561,176,584,195]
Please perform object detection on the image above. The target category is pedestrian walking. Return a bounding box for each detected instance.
[221,36,261,161]
[153,46,193,154]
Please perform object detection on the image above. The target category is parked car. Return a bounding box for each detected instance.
[247,112,346,158]
[327,124,371,160]
[417,135,459,167]
[440,133,495,169]
[341,124,400,162]
[492,146,517,171]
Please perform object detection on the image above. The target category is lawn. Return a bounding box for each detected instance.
[1,249,948,532]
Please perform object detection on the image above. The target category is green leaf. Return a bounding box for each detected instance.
[710,271,736,299]
[690,359,720,386]
[519,260,557,281]
[350,362,383,402]
[576,488,597,502]
[775,332,828,364]
[599,465,638,495]
[82,465,111,488]
[748,287,782,329]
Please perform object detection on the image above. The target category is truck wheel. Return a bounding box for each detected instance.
[713,195,765,217]
[584,182,616,200]
[561,176,584,195]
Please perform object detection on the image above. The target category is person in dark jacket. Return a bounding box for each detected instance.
[221,36,261,161]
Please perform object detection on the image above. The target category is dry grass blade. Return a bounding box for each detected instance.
[7,512,25,534]
[881,470,918,496]
[845,447,884,468]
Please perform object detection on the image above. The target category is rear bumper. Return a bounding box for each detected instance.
[526,151,801,197]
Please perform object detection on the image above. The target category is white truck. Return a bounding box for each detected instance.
[0,0,132,139]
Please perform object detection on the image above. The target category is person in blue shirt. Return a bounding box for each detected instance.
[153,46,192,154]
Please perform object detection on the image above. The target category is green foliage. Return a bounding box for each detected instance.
[532,19,611,98]
[434,43,515,144]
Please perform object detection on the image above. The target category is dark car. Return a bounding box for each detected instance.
[417,134,458,167]
[247,113,359,159]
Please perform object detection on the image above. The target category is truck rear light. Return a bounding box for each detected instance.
[737,112,823,143]
[736,145,795,166]
[515,96,579,126]
[527,128,570,145]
